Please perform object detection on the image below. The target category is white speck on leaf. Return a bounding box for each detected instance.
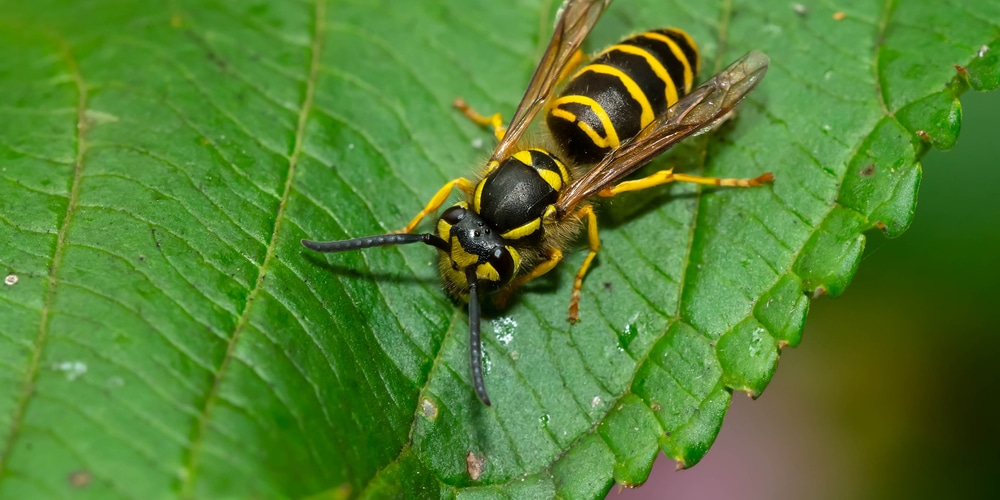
[107,376,125,388]
[471,137,483,148]
[979,45,989,57]
[420,397,438,420]
[53,361,87,381]
[4,274,17,286]
[591,396,601,408]
[348,143,355,150]
[493,316,518,345]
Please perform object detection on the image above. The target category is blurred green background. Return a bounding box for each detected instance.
[620,89,1000,499]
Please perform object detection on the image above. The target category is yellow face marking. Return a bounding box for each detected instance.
[451,238,479,269]
[550,95,620,149]
[436,219,451,239]
[601,44,679,108]
[579,64,654,128]
[507,246,522,273]
[537,169,563,191]
[476,263,500,283]
[501,217,542,240]
[643,32,695,93]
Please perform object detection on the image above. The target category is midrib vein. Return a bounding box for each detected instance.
[0,41,88,477]
[178,0,327,495]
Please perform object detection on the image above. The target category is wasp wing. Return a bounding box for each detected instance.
[491,0,612,163]
[557,50,770,213]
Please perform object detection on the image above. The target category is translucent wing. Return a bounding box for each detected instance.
[490,0,612,163]
[557,50,770,212]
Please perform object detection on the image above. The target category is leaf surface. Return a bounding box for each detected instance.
[0,0,997,498]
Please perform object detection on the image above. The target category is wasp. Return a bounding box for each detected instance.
[302,0,772,406]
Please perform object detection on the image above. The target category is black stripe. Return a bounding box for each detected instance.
[562,71,642,141]
[546,101,611,164]
[623,33,689,99]
[528,149,562,177]
[658,28,699,79]
[593,48,668,116]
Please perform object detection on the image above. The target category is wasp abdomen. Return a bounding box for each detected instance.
[547,28,700,164]
[473,149,570,243]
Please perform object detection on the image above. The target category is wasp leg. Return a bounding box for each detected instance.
[568,204,600,323]
[495,248,564,309]
[398,177,475,234]
[453,98,507,141]
[598,169,774,197]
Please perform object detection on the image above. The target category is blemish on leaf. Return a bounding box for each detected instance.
[466,451,485,481]
[84,109,119,126]
[793,3,807,16]
[833,11,846,20]
[591,396,601,408]
[52,361,87,381]
[915,130,931,142]
[420,397,438,420]
[875,221,888,232]
[859,164,876,177]
[978,45,989,58]
[67,470,91,488]
[812,286,828,298]
[4,273,17,286]
[471,137,484,149]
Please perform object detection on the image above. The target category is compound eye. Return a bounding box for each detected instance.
[488,246,516,283]
[441,206,467,224]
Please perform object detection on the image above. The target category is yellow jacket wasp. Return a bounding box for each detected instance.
[302,0,772,406]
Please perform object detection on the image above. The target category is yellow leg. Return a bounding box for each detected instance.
[568,205,600,323]
[495,248,563,308]
[398,177,475,233]
[453,98,506,141]
[599,169,774,197]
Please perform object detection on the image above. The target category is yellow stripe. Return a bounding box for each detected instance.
[550,95,620,149]
[501,217,541,240]
[536,169,562,191]
[579,64,654,128]
[550,155,570,186]
[600,44,678,112]
[642,32,695,93]
[512,150,534,166]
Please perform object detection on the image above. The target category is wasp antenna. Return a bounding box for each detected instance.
[466,269,492,406]
[301,233,448,253]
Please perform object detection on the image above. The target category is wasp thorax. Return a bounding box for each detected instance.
[436,204,520,293]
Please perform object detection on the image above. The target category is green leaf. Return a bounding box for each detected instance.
[0,0,996,498]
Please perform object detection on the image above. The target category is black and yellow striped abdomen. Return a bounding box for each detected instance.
[546,28,700,164]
